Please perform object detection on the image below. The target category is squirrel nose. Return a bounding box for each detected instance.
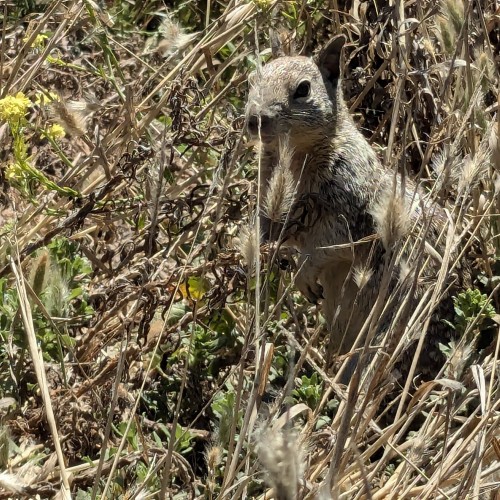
[247,114,274,136]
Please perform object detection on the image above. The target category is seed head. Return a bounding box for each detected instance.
[50,97,93,137]
[370,188,411,249]
[236,224,259,270]
[263,137,296,223]
[206,444,222,471]
[255,426,305,500]
[456,132,491,195]
[150,18,194,58]
[0,472,26,495]
[353,265,373,290]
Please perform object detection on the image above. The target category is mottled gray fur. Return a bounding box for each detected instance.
[246,36,462,371]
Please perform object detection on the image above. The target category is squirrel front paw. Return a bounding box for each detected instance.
[294,272,324,304]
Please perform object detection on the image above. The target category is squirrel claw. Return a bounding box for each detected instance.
[306,282,324,304]
[295,273,324,303]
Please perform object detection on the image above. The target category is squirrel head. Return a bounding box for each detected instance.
[246,35,347,152]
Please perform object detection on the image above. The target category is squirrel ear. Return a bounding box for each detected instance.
[316,34,347,82]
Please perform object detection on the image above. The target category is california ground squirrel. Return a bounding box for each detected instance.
[246,35,467,377]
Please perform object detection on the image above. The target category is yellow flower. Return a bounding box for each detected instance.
[47,54,66,66]
[45,123,66,140]
[5,162,24,182]
[0,92,31,124]
[23,33,48,50]
[34,91,60,106]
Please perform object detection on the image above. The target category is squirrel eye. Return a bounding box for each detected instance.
[294,81,311,99]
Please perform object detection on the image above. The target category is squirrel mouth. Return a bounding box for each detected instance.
[246,114,277,143]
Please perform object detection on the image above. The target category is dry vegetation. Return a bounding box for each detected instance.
[0,0,499,498]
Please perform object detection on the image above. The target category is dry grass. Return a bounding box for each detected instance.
[0,0,498,498]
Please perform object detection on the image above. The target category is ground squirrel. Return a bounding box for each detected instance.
[246,35,466,377]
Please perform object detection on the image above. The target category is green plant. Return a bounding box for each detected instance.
[292,372,323,410]
[444,288,496,336]
[212,387,242,447]
[0,237,92,396]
